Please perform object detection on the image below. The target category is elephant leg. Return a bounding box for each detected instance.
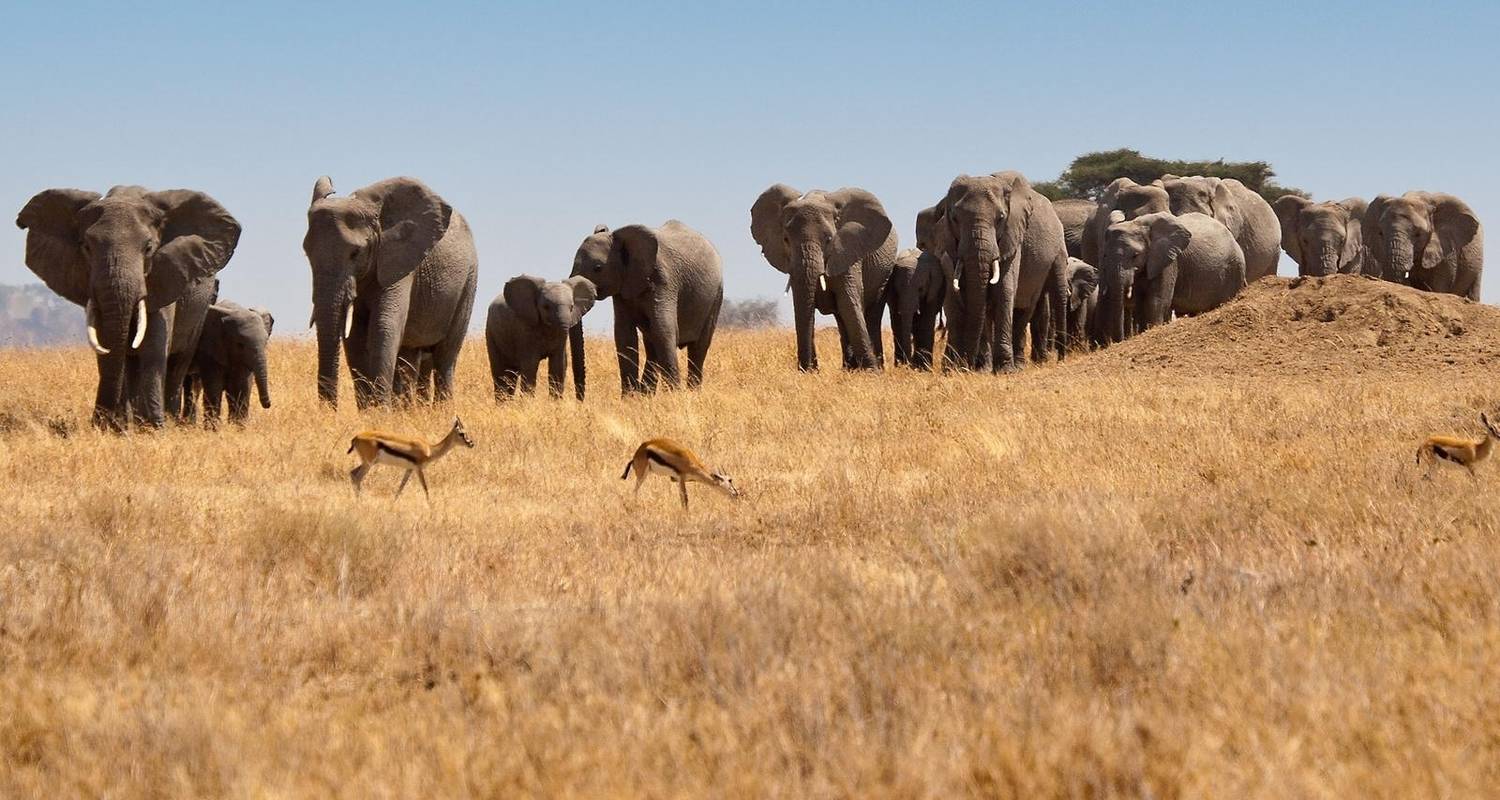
[990,267,1020,374]
[864,296,886,369]
[1142,267,1177,331]
[494,367,520,401]
[614,308,643,395]
[519,362,539,395]
[913,308,937,371]
[685,289,721,389]
[417,352,435,403]
[833,311,854,369]
[393,348,421,405]
[365,276,414,406]
[227,369,251,424]
[432,266,476,402]
[201,367,226,430]
[344,306,374,409]
[836,275,877,370]
[182,373,200,425]
[1049,259,1069,361]
[643,299,681,391]
[163,352,189,422]
[1028,302,1049,365]
[1008,306,1030,368]
[128,306,173,429]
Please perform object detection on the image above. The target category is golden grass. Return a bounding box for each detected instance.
[2,326,1499,797]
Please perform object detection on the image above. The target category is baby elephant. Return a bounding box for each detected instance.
[190,301,274,426]
[486,275,597,400]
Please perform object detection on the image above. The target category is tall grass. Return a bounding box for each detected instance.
[1,330,1497,797]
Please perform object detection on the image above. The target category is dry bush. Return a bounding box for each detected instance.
[1,278,1499,797]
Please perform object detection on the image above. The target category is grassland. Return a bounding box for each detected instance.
[3,279,1500,797]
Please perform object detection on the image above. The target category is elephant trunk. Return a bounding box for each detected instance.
[569,322,587,401]
[790,244,822,371]
[1313,246,1341,277]
[313,277,350,406]
[89,262,146,430]
[957,224,999,367]
[254,350,271,409]
[1102,266,1128,345]
[1386,235,1415,282]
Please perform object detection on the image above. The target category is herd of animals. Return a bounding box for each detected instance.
[10,172,1489,492]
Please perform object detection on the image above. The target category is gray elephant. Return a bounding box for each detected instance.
[1158,176,1280,282]
[189,301,273,426]
[486,275,596,401]
[925,172,1070,372]
[16,186,241,430]
[1054,198,1098,261]
[304,176,478,409]
[751,185,898,371]
[570,222,723,394]
[1363,192,1483,299]
[1100,211,1246,339]
[890,248,946,370]
[1063,257,1099,353]
[1273,196,1368,277]
[1081,179,1171,270]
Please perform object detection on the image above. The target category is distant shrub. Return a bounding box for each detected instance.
[719,297,782,329]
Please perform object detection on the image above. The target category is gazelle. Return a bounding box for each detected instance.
[621,438,739,509]
[348,417,474,500]
[1417,413,1500,478]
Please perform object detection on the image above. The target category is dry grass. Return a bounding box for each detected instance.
[3,281,1500,797]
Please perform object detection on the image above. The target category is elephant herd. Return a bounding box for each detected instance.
[14,171,1485,431]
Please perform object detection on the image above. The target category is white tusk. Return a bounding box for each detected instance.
[818,275,827,292]
[85,301,110,355]
[989,259,1001,285]
[308,305,316,330]
[343,303,354,339]
[130,299,148,349]
[953,277,961,292]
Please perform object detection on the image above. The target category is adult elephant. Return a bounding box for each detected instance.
[890,248,945,370]
[304,176,478,408]
[1273,196,1368,277]
[751,185,897,371]
[1158,176,1280,282]
[16,186,241,430]
[1053,198,1097,261]
[570,221,723,394]
[927,172,1070,372]
[1081,179,1171,270]
[1363,192,1483,299]
[1100,211,1245,339]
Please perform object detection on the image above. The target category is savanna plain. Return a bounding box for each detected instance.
[2,276,1500,798]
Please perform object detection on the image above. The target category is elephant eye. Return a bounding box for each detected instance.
[349,248,360,262]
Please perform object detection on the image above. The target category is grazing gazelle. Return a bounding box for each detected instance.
[1417,413,1500,478]
[621,438,740,509]
[348,417,475,499]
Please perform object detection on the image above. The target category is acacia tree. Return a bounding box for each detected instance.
[1032,148,1308,204]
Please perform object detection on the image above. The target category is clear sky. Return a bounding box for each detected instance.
[2,1,1495,331]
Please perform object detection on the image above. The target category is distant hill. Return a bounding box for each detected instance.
[0,284,83,347]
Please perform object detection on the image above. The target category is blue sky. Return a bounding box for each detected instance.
[2,1,1496,330]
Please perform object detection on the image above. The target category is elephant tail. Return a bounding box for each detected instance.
[621,460,634,480]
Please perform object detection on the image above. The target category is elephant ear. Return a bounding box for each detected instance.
[503,275,547,326]
[15,189,100,307]
[611,225,661,302]
[311,176,335,204]
[200,304,230,364]
[825,188,892,277]
[256,309,275,336]
[1209,179,1244,232]
[357,177,452,287]
[1147,218,1193,280]
[566,275,598,318]
[922,202,959,265]
[1431,196,1481,270]
[750,184,801,274]
[1273,195,1311,267]
[148,190,243,312]
[1338,198,1368,273]
[917,251,947,303]
[1069,259,1099,300]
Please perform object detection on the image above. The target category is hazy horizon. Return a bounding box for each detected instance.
[3,1,1495,334]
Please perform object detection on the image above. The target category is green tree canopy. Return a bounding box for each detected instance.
[1032,148,1308,204]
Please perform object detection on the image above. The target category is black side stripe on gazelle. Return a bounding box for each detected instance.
[1434,446,1460,464]
[645,449,674,469]
[376,442,422,466]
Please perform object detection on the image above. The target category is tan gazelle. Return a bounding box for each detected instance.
[622,438,739,509]
[348,417,474,500]
[1417,413,1500,478]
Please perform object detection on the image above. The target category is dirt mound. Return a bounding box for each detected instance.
[1078,275,1500,376]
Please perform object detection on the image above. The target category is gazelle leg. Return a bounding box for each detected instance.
[679,479,689,510]
[417,468,430,501]
[396,470,412,498]
[351,462,371,495]
[634,468,648,495]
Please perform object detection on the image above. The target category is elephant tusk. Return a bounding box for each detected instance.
[784,278,791,296]
[343,303,354,339]
[818,274,827,292]
[953,277,961,292]
[989,259,1001,285]
[85,300,110,355]
[130,299,148,349]
[308,305,316,330]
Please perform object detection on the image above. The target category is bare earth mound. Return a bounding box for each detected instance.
[1081,275,1500,376]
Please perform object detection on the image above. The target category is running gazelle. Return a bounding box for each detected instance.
[622,438,739,509]
[348,417,475,499]
[1417,413,1500,478]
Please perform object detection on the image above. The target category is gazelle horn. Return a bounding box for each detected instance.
[85,300,110,355]
[130,299,148,349]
